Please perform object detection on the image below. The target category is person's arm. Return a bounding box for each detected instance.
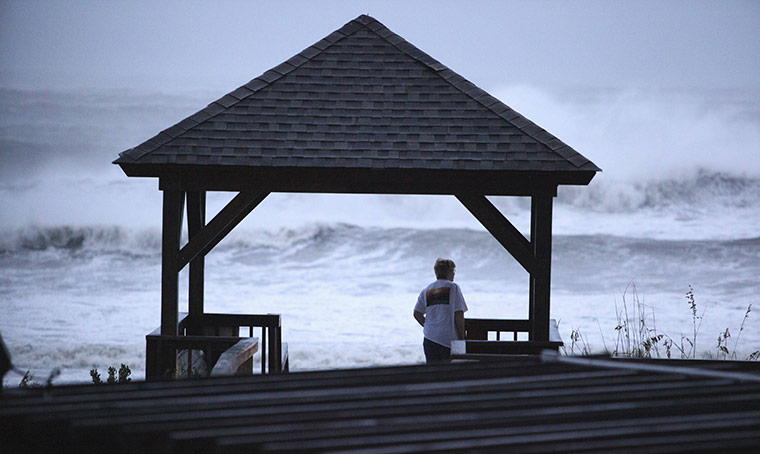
[413,310,425,327]
[454,310,465,340]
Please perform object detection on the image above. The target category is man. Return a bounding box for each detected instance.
[413,258,468,364]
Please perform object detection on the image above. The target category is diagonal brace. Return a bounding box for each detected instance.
[177,191,268,271]
[456,194,535,274]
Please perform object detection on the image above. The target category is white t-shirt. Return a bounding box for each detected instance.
[414,279,468,348]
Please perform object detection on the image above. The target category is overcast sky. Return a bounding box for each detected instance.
[1,0,758,93]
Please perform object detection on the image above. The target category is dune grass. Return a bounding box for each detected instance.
[563,283,759,361]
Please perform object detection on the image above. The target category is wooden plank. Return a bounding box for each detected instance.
[35,385,760,453]
[456,194,535,274]
[529,195,553,341]
[173,384,760,453]
[130,377,674,437]
[20,358,756,440]
[188,405,760,449]
[5,367,635,421]
[176,191,268,271]
[294,414,760,454]
[2,360,554,416]
[147,376,737,435]
[8,358,756,426]
[83,373,707,427]
[11,368,757,452]
[161,189,184,337]
[2,368,619,421]
[201,313,281,328]
[464,318,531,332]
[0,361,619,410]
[0,358,605,407]
[603,357,760,373]
[186,191,206,325]
[210,338,258,376]
[552,355,760,384]
[241,410,760,454]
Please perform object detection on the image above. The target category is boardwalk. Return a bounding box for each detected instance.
[3,355,759,453]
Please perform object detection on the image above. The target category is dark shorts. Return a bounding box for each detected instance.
[423,338,451,364]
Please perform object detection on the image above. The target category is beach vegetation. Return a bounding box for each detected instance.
[564,283,759,361]
[12,367,60,388]
[567,328,592,356]
[89,363,131,384]
[18,370,41,388]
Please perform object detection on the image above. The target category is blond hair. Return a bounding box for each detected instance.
[434,258,456,279]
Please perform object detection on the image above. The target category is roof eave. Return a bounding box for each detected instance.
[116,162,597,196]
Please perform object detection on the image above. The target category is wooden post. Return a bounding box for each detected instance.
[271,324,282,374]
[529,195,553,341]
[260,326,267,374]
[187,191,206,334]
[161,189,184,336]
[145,334,162,381]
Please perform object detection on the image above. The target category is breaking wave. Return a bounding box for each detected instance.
[557,169,760,213]
[0,225,160,254]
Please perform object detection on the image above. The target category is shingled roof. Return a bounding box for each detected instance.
[115,15,599,194]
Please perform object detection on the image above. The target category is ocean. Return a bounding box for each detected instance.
[1,87,759,385]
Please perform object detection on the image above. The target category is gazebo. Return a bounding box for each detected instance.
[114,15,600,379]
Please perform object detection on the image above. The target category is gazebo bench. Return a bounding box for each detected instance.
[146,312,288,380]
[452,318,563,360]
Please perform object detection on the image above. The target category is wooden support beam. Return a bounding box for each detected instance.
[529,195,553,341]
[456,194,535,274]
[187,191,206,330]
[177,191,268,271]
[161,190,184,337]
[145,166,585,195]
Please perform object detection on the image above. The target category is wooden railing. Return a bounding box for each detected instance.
[145,329,244,379]
[465,318,532,341]
[183,313,288,375]
[451,318,563,358]
[145,312,288,381]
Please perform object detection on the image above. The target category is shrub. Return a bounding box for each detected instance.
[90,364,131,384]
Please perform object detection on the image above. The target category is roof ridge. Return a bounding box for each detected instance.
[116,14,599,173]
[117,16,372,164]
[358,15,600,171]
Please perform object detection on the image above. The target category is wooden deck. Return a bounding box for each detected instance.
[3,355,759,453]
